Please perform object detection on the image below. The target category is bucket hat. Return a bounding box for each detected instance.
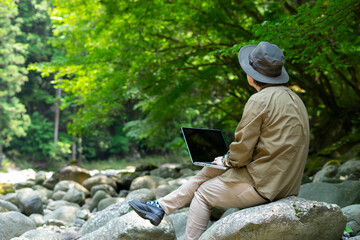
[238,41,289,84]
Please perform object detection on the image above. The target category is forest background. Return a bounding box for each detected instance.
[0,0,359,174]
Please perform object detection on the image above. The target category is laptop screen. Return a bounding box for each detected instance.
[182,127,228,163]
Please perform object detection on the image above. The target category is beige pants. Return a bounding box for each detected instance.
[158,167,267,240]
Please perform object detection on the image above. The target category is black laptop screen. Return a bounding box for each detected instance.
[182,127,228,163]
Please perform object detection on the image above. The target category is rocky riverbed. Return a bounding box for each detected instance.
[0,159,359,240]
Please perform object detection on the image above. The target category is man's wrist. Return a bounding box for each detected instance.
[221,154,227,166]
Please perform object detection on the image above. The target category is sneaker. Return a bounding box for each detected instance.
[128,200,165,226]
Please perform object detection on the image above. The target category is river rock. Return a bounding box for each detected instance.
[98,197,125,211]
[313,164,339,183]
[17,188,44,216]
[82,175,117,191]
[0,199,19,212]
[13,181,36,190]
[150,165,182,179]
[62,187,86,205]
[44,206,78,224]
[35,171,48,185]
[129,175,168,191]
[46,200,80,211]
[29,213,45,227]
[79,201,132,236]
[125,188,155,202]
[154,184,178,199]
[337,159,360,179]
[115,173,137,190]
[342,204,360,235]
[58,165,91,184]
[79,211,176,240]
[90,184,117,197]
[53,180,90,196]
[199,196,346,240]
[87,190,111,211]
[299,181,360,208]
[168,208,189,240]
[12,229,59,240]
[0,211,36,240]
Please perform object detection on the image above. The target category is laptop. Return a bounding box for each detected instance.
[181,127,230,170]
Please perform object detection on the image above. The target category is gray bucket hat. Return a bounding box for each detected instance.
[238,41,289,84]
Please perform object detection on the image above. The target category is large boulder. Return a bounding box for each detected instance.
[199,196,346,240]
[58,165,91,184]
[79,211,176,240]
[299,181,360,208]
[17,188,44,216]
[0,211,36,240]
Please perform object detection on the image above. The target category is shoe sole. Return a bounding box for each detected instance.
[128,201,162,226]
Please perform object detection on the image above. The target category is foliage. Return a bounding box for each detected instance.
[0,0,30,148]
[18,0,360,159]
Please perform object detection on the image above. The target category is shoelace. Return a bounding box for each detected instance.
[147,200,163,209]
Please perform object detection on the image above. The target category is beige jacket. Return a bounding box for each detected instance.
[219,86,310,201]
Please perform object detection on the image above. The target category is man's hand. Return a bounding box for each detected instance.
[212,156,225,166]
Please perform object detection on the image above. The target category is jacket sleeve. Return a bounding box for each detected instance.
[227,99,265,168]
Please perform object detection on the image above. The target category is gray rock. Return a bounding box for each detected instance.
[4,192,20,207]
[44,206,78,224]
[76,208,91,220]
[46,200,80,211]
[115,173,137,190]
[90,184,117,197]
[342,204,360,235]
[87,190,111,211]
[168,208,189,240]
[62,187,85,205]
[45,219,67,227]
[17,188,44,216]
[14,229,59,240]
[0,199,19,212]
[313,164,339,182]
[199,196,346,240]
[150,165,182,179]
[299,181,360,208]
[125,188,155,202]
[58,165,91,184]
[82,175,117,191]
[79,211,176,240]
[0,211,36,240]
[79,201,132,235]
[129,175,167,191]
[29,213,45,227]
[154,184,178,199]
[51,190,66,200]
[53,180,89,196]
[338,159,360,178]
[35,171,48,185]
[13,181,36,190]
[98,197,125,211]
[43,171,60,190]
[220,208,240,219]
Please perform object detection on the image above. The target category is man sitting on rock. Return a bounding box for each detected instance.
[129,41,310,240]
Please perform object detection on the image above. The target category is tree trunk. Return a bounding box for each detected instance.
[78,136,83,163]
[54,88,62,145]
[72,134,76,161]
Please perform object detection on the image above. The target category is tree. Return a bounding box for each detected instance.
[0,1,30,157]
[33,0,360,155]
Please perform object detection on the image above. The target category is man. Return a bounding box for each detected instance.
[129,42,310,240]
